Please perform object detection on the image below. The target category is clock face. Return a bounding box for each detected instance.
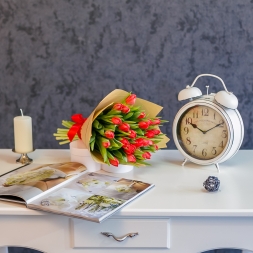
[177,105,229,160]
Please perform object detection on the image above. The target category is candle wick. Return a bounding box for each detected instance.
[20,109,24,117]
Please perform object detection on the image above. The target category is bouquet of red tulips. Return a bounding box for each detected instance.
[54,89,169,167]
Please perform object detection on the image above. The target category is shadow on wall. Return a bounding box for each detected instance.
[8,247,243,253]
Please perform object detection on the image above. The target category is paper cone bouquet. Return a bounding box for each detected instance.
[54,89,170,167]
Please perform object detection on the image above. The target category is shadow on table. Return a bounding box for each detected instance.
[203,250,242,253]
[8,248,42,253]
[8,247,242,253]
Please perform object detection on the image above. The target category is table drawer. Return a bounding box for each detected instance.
[70,218,170,249]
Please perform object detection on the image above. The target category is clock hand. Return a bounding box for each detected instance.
[189,123,205,134]
[204,123,223,134]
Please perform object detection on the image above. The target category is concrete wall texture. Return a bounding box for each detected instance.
[1,0,253,151]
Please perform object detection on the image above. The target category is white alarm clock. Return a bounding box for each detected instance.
[172,74,244,171]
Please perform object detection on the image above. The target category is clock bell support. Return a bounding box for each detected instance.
[182,158,188,166]
[215,163,220,173]
[182,159,220,173]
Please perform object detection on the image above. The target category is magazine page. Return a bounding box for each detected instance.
[0,162,87,203]
[28,172,154,223]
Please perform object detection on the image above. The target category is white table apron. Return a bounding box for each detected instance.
[0,149,253,253]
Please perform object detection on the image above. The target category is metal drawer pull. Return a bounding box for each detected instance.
[101,232,139,242]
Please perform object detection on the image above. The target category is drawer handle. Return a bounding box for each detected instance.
[101,232,139,242]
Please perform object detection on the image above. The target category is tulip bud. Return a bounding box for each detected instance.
[113,103,123,111]
[151,118,161,125]
[154,144,159,150]
[134,138,145,147]
[125,94,137,105]
[153,129,161,135]
[124,144,136,155]
[145,129,160,138]
[121,105,130,114]
[129,130,137,139]
[142,152,151,159]
[102,140,110,148]
[138,121,150,129]
[119,123,130,132]
[109,157,119,167]
[105,130,114,139]
[137,112,146,119]
[142,139,150,146]
[148,140,154,145]
[145,130,155,138]
[127,154,136,163]
[120,137,130,148]
[111,117,122,125]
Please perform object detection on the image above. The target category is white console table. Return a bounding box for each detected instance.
[0,149,253,253]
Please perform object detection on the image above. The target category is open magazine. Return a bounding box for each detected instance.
[0,162,154,223]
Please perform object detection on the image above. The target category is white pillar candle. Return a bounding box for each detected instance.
[14,111,33,153]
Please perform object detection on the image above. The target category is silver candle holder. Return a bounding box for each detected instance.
[12,149,35,164]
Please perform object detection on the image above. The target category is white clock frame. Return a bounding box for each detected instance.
[172,74,244,170]
[173,95,244,167]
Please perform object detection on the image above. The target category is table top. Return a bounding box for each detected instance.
[0,149,253,218]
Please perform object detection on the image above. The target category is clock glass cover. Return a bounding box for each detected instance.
[177,105,229,160]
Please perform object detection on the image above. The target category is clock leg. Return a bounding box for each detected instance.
[182,158,188,166]
[215,163,220,172]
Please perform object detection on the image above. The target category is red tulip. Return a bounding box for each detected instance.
[127,154,136,163]
[142,152,151,159]
[102,140,110,148]
[111,117,122,125]
[153,129,161,135]
[142,139,150,146]
[145,130,155,138]
[137,112,146,119]
[145,129,160,138]
[113,103,123,111]
[120,137,130,148]
[119,123,130,132]
[121,105,130,114]
[148,140,154,145]
[154,144,159,150]
[125,94,136,105]
[134,138,145,147]
[124,144,136,155]
[105,130,114,139]
[151,118,161,125]
[129,130,137,139]
[109,157,119,167]
[138,121,150,129]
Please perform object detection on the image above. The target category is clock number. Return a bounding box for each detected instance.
[202,149,207,157]
[193,145,197,153]
[184,127,189,134]
[219,141,224,148]
[214,113,216,120]
[218,120,224,128]
[202,108,209,116]
[222,130,227,138]
[211,147,217,155]
[193,111,198,118]
[186,137,191,145]
[186,117,192,125]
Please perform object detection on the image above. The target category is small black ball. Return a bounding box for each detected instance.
[203,176,220,192]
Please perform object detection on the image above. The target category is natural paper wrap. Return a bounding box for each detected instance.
[81,89,170,164]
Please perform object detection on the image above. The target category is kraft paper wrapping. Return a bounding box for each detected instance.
[81,89,170,164]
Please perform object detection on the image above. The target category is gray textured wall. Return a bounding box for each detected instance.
[1,0,253,151]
